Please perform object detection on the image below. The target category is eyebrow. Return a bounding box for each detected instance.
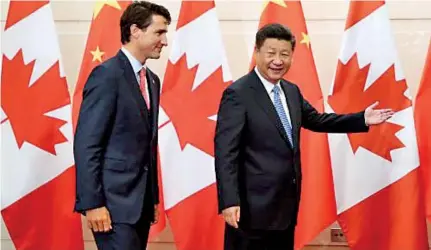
[266,47,291,53]
[156,28,168,33]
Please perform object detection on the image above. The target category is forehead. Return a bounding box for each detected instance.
[261,38,292,51]
[148,14,169,29]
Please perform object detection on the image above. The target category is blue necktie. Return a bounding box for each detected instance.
[273,85,293,146]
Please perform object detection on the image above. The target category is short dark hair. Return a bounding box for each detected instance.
[120,1,171,44]
[255,23,296,51]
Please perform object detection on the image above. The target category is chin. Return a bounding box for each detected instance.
[149,53,161,59]
[269,75,283,83]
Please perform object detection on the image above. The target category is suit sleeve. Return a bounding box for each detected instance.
[74,65,117,213]
[214,88,245,213]
[299,87,369,133]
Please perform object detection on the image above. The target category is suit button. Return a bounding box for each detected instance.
[144,166,148,171]
[292,178,296,184]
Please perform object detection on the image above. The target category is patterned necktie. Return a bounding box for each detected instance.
[139,68,150,110]
[273,85,293,146]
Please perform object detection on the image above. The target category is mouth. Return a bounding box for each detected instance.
[269,67,284,74]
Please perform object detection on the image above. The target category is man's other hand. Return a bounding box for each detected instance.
[222,206,240,228]
[365,101,394,125]
[152,204,159,225]
[86,206,112,232]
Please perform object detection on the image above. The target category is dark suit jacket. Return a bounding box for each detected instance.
[74,50,160,224]
[214,70,368,230]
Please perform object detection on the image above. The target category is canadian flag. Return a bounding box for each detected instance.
[415,39,431,221]
[327,1,429,249]
[1,1,83,250]
[250,1,336,248]
[158,1,231,249]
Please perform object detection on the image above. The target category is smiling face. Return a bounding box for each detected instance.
[254,38,293,84]
[130,14,169,60]
[120,2,171,63]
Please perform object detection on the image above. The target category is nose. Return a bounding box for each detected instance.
[273,57,283,66]
[161,34,168,46]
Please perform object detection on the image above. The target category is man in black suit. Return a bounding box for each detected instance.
[214,23,393,250]
[74,2,171,249]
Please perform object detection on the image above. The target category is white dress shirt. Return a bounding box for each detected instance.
[254,67,292,127]
[121,47,150,99]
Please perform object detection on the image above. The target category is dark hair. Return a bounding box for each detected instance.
[255,23,296,51]
[120,1,171,44]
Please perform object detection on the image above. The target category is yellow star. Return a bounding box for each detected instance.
[93,0,121,19]
[90,46,105,62]
[262,0,287,10]
[300,32,310,49]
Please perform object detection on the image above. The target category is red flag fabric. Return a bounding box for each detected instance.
[327,1,429,249]
[415,40,431,221]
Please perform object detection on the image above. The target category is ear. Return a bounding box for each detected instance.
[253,46,260,57]
[130,24,140,39]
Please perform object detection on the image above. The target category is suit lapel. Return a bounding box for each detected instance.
[146,69,159,138]
[249,71,291,147]
[117,50,150,128]
[280,81,300,151]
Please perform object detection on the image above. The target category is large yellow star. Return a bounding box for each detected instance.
[300,32,310,49]
[262,0,287,10]
[93,0,121,19]
[90,46,105,62]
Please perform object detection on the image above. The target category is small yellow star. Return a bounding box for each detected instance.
[90,46,105,62]
[93,0,121,19]
[263,0,287,10]
[300,32,310,49]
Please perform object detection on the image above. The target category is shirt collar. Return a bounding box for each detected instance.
[254,67,281,95]
[121,47,146,74]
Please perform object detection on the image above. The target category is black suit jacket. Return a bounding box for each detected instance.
[214,70,368,230]
[74,50,160,224]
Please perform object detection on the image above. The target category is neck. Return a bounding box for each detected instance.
[123,43,147,65]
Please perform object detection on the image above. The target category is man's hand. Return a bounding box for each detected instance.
[86,206,112,232]
[365,102,394,125]
[152,204,159,225]
[151,204,160,225]
[222,206,240,228]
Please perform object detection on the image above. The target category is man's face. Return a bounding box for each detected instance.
[133,14,169,59]
[254,38,293,84]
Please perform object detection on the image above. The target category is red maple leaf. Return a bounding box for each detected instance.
[1,50,70,154]
[328,54,411,161]
[161,54,231,157]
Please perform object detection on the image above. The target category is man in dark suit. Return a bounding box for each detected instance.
[73,2,171,249]
[214,23,394,250]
